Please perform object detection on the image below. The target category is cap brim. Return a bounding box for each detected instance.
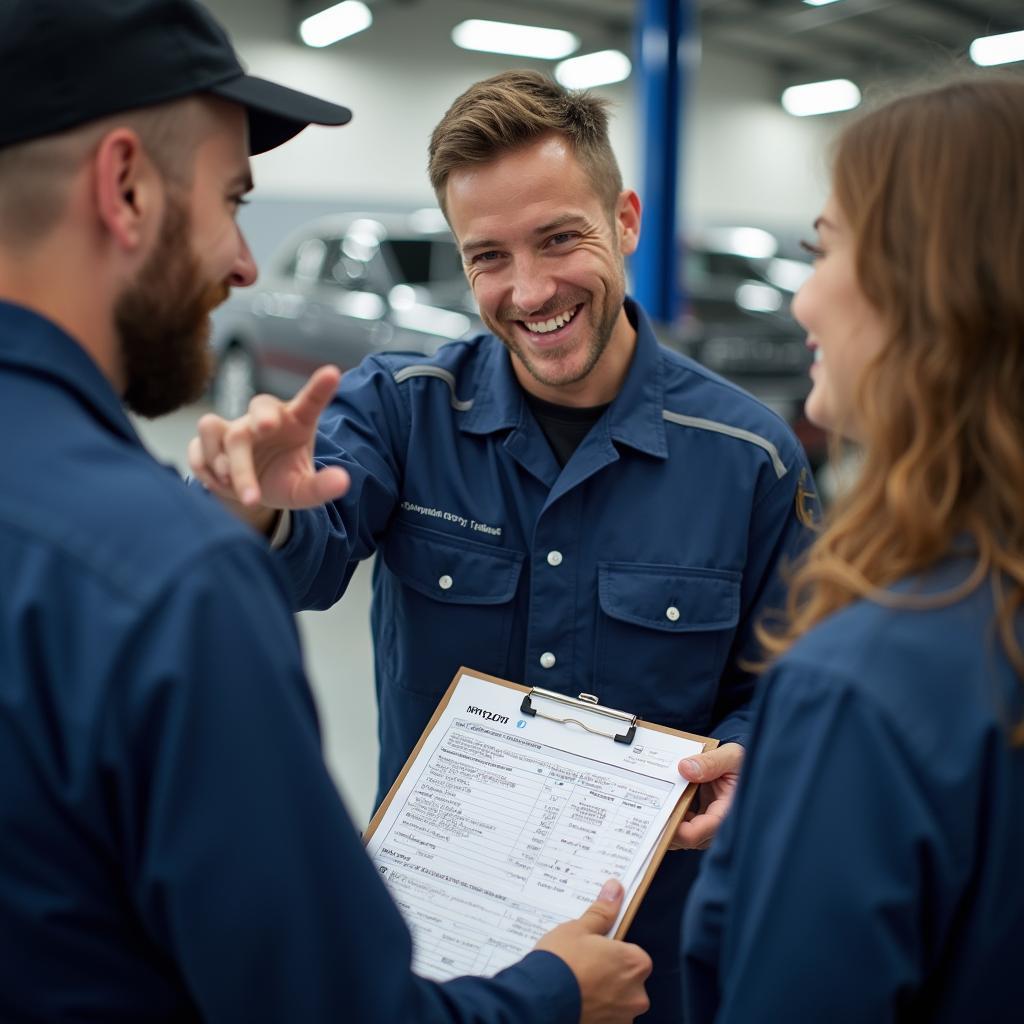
[211,74,352,154]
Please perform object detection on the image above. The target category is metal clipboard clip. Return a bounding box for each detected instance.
[520,688,637,745]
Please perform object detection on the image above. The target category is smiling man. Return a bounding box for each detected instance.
[449,132,638,405]
[190,70,816,1023]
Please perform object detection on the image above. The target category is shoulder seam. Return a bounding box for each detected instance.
[662,410,788,478]
[392,365,474,412]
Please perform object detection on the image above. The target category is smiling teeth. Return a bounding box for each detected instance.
[524,307,577,334]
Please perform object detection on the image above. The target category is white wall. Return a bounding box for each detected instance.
[207,0,845,232]
[685,50,845,229]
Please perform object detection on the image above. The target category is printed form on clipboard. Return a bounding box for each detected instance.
[364,667,717,982]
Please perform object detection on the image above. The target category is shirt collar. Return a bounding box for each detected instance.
[604,299,668,459]
[459,333,527,436]
[461,297,668,459]
[0,299,145,447]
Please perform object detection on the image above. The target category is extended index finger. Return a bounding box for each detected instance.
[288,365,342,429]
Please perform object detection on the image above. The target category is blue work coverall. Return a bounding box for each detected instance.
[0,300,579,1023]
[274,298,815,1020]
[683,559,1024,1022]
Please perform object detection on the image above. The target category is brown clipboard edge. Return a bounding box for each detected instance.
[362,665,718,944]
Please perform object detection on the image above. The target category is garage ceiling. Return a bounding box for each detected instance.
[285,0,1023,87]
[698,0,1024,84]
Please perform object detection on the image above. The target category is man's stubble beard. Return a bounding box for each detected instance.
[117,192,229,418]
[488,271,625,392]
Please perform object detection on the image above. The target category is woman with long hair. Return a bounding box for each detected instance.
[682,75,1024,1022]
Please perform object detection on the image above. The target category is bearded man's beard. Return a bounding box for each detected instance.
[117,194,229,418]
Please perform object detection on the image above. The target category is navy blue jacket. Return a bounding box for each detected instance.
[0,300,577,1023]
[683,560,1024,1022]
[275,299,814,1020]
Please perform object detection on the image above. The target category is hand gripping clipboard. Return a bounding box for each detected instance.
[364,667,718,961]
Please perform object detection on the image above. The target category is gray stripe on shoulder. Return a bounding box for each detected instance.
[392,365,474,411]
[663,410,788,479]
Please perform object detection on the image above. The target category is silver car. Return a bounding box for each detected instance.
[209,210,480,418]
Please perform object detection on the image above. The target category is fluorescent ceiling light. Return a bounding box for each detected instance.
[556,50,632,89]
[452,19,579,59]
[970,29,1024,67]
[802,0,845,6]
[781,79,861,117]
[300,1,372,48]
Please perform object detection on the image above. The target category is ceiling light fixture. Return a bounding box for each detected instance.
[555,50,632,89]
[299,1,372,48]
[781,78,861,117]
[802,0,846,7]
[970,29,1024,67]
[451,19,579,60]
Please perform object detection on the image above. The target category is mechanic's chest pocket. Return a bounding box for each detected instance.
[379,523,524,695]
[596,563,741,728]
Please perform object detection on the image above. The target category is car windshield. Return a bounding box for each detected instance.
[386,238,463,285]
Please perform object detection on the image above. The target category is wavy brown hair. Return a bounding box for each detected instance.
[761,75,1024,742]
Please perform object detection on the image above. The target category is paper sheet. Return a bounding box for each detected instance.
[365,671,704,980]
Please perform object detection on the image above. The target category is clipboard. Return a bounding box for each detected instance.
[365,667,717,969]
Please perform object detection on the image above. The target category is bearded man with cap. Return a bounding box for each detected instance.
[0,2,652,1022]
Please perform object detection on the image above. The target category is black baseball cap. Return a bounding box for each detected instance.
[0,0,353,154]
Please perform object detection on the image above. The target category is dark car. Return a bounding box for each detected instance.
[660,227,827,469]
[209,210,481,418]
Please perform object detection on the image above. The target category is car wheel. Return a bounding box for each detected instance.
[212,344,258,419]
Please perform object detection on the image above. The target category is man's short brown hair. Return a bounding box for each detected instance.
[428,70,623,220]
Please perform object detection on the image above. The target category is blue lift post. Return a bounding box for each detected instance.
[632,0,694,330]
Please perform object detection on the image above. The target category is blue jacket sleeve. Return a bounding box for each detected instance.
[683,661,945,1023]
[106,538,578,1024]
[274,356,410,610]
[709,458,817,747]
